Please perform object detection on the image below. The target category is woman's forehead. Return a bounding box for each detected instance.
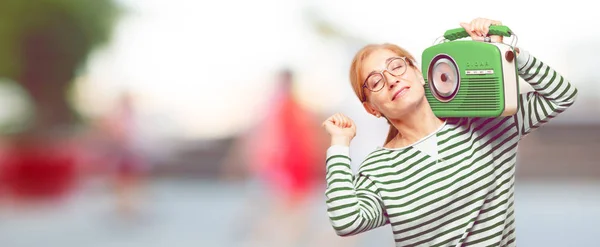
[363,49,397,68]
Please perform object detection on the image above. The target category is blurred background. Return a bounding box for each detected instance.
[0,0,598,247]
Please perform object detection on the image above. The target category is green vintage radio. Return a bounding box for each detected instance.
[421,25,520,117]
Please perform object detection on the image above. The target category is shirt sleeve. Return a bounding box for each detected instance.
[324,145,389,236]
[514,48,578,138]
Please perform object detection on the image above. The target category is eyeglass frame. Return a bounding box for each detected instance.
[361,56,416,102]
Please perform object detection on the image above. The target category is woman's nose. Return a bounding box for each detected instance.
[384,72,399,89]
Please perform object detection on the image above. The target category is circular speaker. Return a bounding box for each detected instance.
[428,54,460,102]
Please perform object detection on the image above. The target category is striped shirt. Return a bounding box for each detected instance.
[324,49,578,246]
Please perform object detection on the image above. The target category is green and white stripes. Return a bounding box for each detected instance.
[515,52,578,137]
[325,49,577,246]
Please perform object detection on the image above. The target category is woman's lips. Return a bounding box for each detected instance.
[392,86,410,101]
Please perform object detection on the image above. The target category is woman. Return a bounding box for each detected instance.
[322,18,578,246]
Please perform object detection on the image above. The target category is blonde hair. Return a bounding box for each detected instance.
[349,43,418,145]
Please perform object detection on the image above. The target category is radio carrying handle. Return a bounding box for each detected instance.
[434,25,518,47]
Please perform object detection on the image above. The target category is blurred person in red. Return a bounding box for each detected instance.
[222,69,330,246]
[99,91,148,218]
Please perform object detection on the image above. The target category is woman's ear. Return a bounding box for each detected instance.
[362,101,381,118]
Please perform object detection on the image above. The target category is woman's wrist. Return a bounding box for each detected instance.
[331,136,352,147]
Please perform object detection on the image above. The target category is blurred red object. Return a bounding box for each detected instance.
[0,140,78,201]
[249,87,322,202]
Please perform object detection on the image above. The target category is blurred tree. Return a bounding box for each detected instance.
[0,0,120,137]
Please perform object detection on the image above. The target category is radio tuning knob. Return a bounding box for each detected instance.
[505,50,515,63]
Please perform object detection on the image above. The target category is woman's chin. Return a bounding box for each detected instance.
[392,95,427,114]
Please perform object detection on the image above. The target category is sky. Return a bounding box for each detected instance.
[66,0,600,140]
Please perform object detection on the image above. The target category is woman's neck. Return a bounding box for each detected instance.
[388,102,444,148]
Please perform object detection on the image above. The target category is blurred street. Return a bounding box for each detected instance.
[0,177,599,247]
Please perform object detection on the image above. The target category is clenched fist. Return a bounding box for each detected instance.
[322,113,356,147]
[459,17,504,43]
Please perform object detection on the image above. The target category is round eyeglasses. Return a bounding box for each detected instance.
[362,57,409,101]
